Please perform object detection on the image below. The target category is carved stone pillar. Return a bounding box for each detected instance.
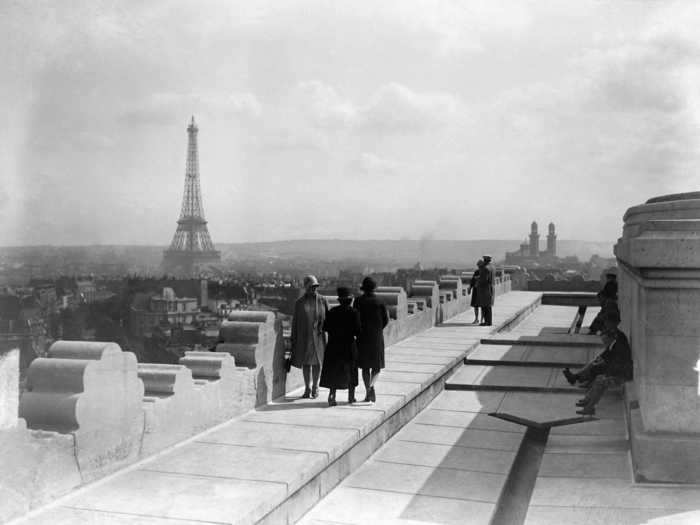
[615,191,700,482]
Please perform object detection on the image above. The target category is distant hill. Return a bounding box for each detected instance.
[1,240,614,271]
[218,239,614,267]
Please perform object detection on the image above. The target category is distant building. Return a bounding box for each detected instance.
[546,222,557,257]
[130,287,200,337]
[506,221,560,266]
[76,279,97,304]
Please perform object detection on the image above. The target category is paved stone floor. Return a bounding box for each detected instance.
[300,305,700,525]
[15,293,540,525]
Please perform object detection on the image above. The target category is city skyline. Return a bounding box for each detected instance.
[3,2,700,247]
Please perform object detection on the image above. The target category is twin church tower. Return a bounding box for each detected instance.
[527,221,557,258]
[505,221,557,264]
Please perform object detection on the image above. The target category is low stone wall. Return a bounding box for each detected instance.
[0,341,259,522]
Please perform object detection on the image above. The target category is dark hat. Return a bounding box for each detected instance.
[360,276,377,291]
[476,259,485,267]
[483,254,492,260]
[337,286,352,299]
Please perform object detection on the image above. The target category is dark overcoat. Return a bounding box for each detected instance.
[353,293,389,369]
[601,330,633,381]
[469,271,479,308]
[476,263,495,308]
[290,293,328,368]
[319,304,360,389]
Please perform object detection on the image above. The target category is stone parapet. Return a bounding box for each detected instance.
[615,192,700,482]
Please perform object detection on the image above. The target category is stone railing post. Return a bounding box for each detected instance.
[615,191,700,482]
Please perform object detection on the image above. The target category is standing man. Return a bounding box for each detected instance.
[478,254,495,326]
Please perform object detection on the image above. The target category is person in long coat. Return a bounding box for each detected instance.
[320,286,361,406]
[353,276,389,403]
[290,275,328,398]
[468,262,483,324]
[477,255,495,326]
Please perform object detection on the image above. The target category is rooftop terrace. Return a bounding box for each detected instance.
[3,192,700,524]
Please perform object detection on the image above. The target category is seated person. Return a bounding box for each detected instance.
[588,270,619,335]
[563,310,621,387]
[575,324,633,415]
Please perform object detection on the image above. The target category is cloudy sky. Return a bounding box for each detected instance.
[2,1,699,246]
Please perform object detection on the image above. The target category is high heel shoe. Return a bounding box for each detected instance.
[369,386,376,403]
[301,388,311,399]
[311,387,319,399]
[328,396,337,407]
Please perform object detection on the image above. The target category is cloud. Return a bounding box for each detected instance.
[352,153,402,178]
[290,80,462,134]
[291,81,358,128]
[361,83,461,132]
[122,91,262,126]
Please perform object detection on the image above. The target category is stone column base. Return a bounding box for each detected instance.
[627,396,700,483]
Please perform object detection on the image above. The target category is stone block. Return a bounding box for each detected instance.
[227,311,275,323]
[218,310,286,403]
[137,363,201,455]
[0,426,81,523]
[643,335,700,387]
[179,351,255,424]
[19,341,144,480]
[439,275,464,299]
[374,289,407,321]
[411,283,438,300]
[219,320,263,344]
[638,383,700,433]
[214,342,256,368]
[0,348,19,429]
[375,286,404,293]
[628,405,700,483]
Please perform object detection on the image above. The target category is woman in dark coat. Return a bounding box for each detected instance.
[353,276,389,403]
[320,287,361,406]
[468,261,483,324]
[290,275,328,399]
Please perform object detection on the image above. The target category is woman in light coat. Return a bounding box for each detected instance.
[290,275,328,398]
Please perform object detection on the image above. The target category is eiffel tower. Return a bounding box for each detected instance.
[162,117,220,276]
